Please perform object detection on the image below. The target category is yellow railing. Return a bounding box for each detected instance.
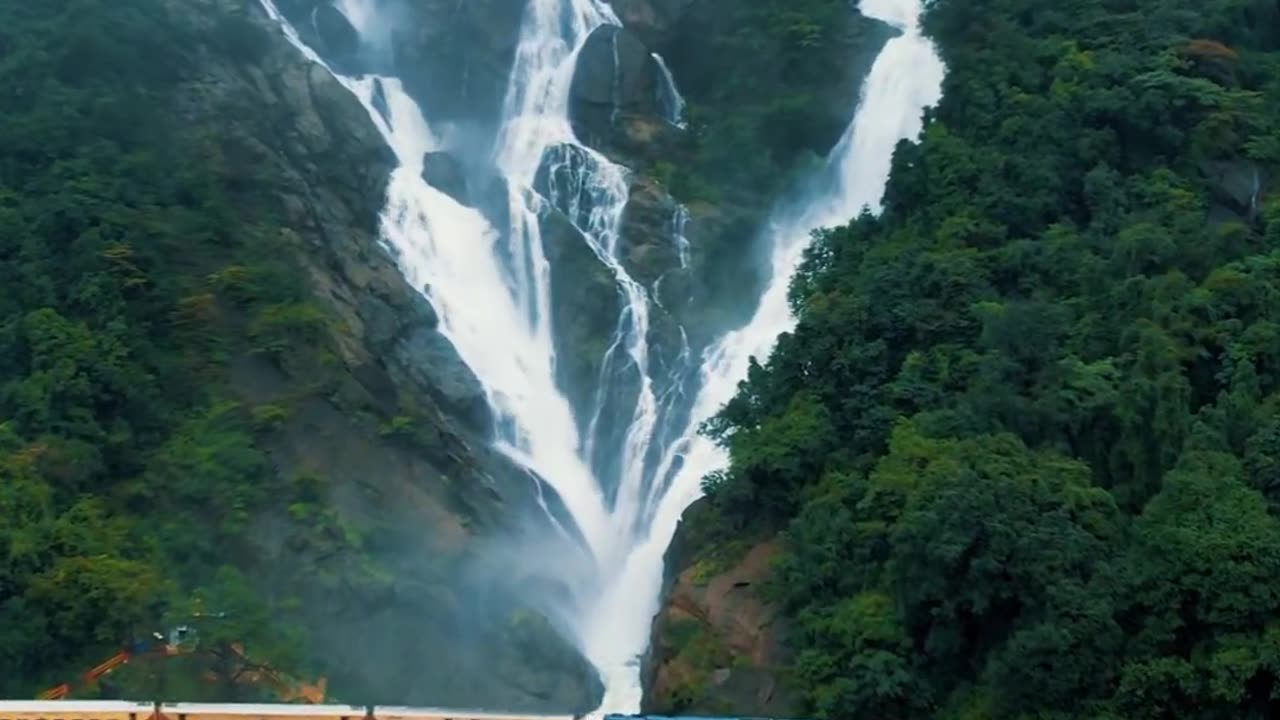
[0,701,580,720]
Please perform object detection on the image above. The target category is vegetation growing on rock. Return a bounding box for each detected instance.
[663,0,1280,717]
[637,0,898,342]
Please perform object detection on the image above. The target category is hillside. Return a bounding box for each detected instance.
[0,0,599,708]
[648,0,1280,717]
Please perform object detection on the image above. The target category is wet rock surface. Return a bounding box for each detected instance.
[391,0,527,129]
[422,150,471,205]
[569,25,663,149]
[541,207,622,424]
[618,175,683,286]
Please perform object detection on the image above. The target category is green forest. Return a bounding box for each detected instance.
[0,0,330,699]
[9,0,1280,714]
[696,0,1280,717]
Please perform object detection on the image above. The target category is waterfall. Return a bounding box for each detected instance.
[257,0,943,714]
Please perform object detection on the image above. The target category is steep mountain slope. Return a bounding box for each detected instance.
[0,0,597,709]
[652,0,1280,717]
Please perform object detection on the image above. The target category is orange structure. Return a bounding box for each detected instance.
[214,646,326,704]
[36,643,325,705]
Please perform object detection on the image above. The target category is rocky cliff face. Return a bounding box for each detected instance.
[161,0,600,711]
[168,0,894,713]
[641,502,799,716]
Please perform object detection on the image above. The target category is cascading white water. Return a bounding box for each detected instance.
[489,0,695,585]
[575,0,946,712]
[258,0,942,713]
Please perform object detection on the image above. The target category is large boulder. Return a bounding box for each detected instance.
[608,0,696,49]
[533,143,621,231]
[422,150,471,205]
[658,1,898,157]
[391,0,527,130]
[571,25,660,112]
[1201,159,1269,219]
[569,25,676,156]
[312,3,361,68]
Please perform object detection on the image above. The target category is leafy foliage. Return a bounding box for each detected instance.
[0,0,328,698]
[699,0,1280,716]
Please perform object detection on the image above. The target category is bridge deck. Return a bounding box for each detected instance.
[0,702,767,720]
[0,702,577,720]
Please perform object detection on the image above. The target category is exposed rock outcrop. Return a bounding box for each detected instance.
[1202,159,1269,220]
[653,1,898,155]
[391,0,527,131]
[422,150,471,205]
[569,25,677,157]
[273,0,364,73]
[618,175,683,287]
[644,501,800,717]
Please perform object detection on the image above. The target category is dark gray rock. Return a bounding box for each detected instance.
[396,327,491,430]
[541,207,621,423]
[272,0,365,74]
[313,4,361,66]
[619,175,682,286]
[359,293,401,348]
[534,143,599,227]
[370,77,391,126]
[569,25,665,153]
[423,150,471,205]
[660,1,897,156]
[571,25,658,109]
[477,172,513,234]
[391,0,527,129]
[608,0,695,49]
[1202,160,1268,219]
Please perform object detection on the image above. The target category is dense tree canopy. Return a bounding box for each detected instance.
[699,0,1280,716]
[0,0,324,698]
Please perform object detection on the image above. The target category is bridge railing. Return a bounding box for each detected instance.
[0,702,778,720]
